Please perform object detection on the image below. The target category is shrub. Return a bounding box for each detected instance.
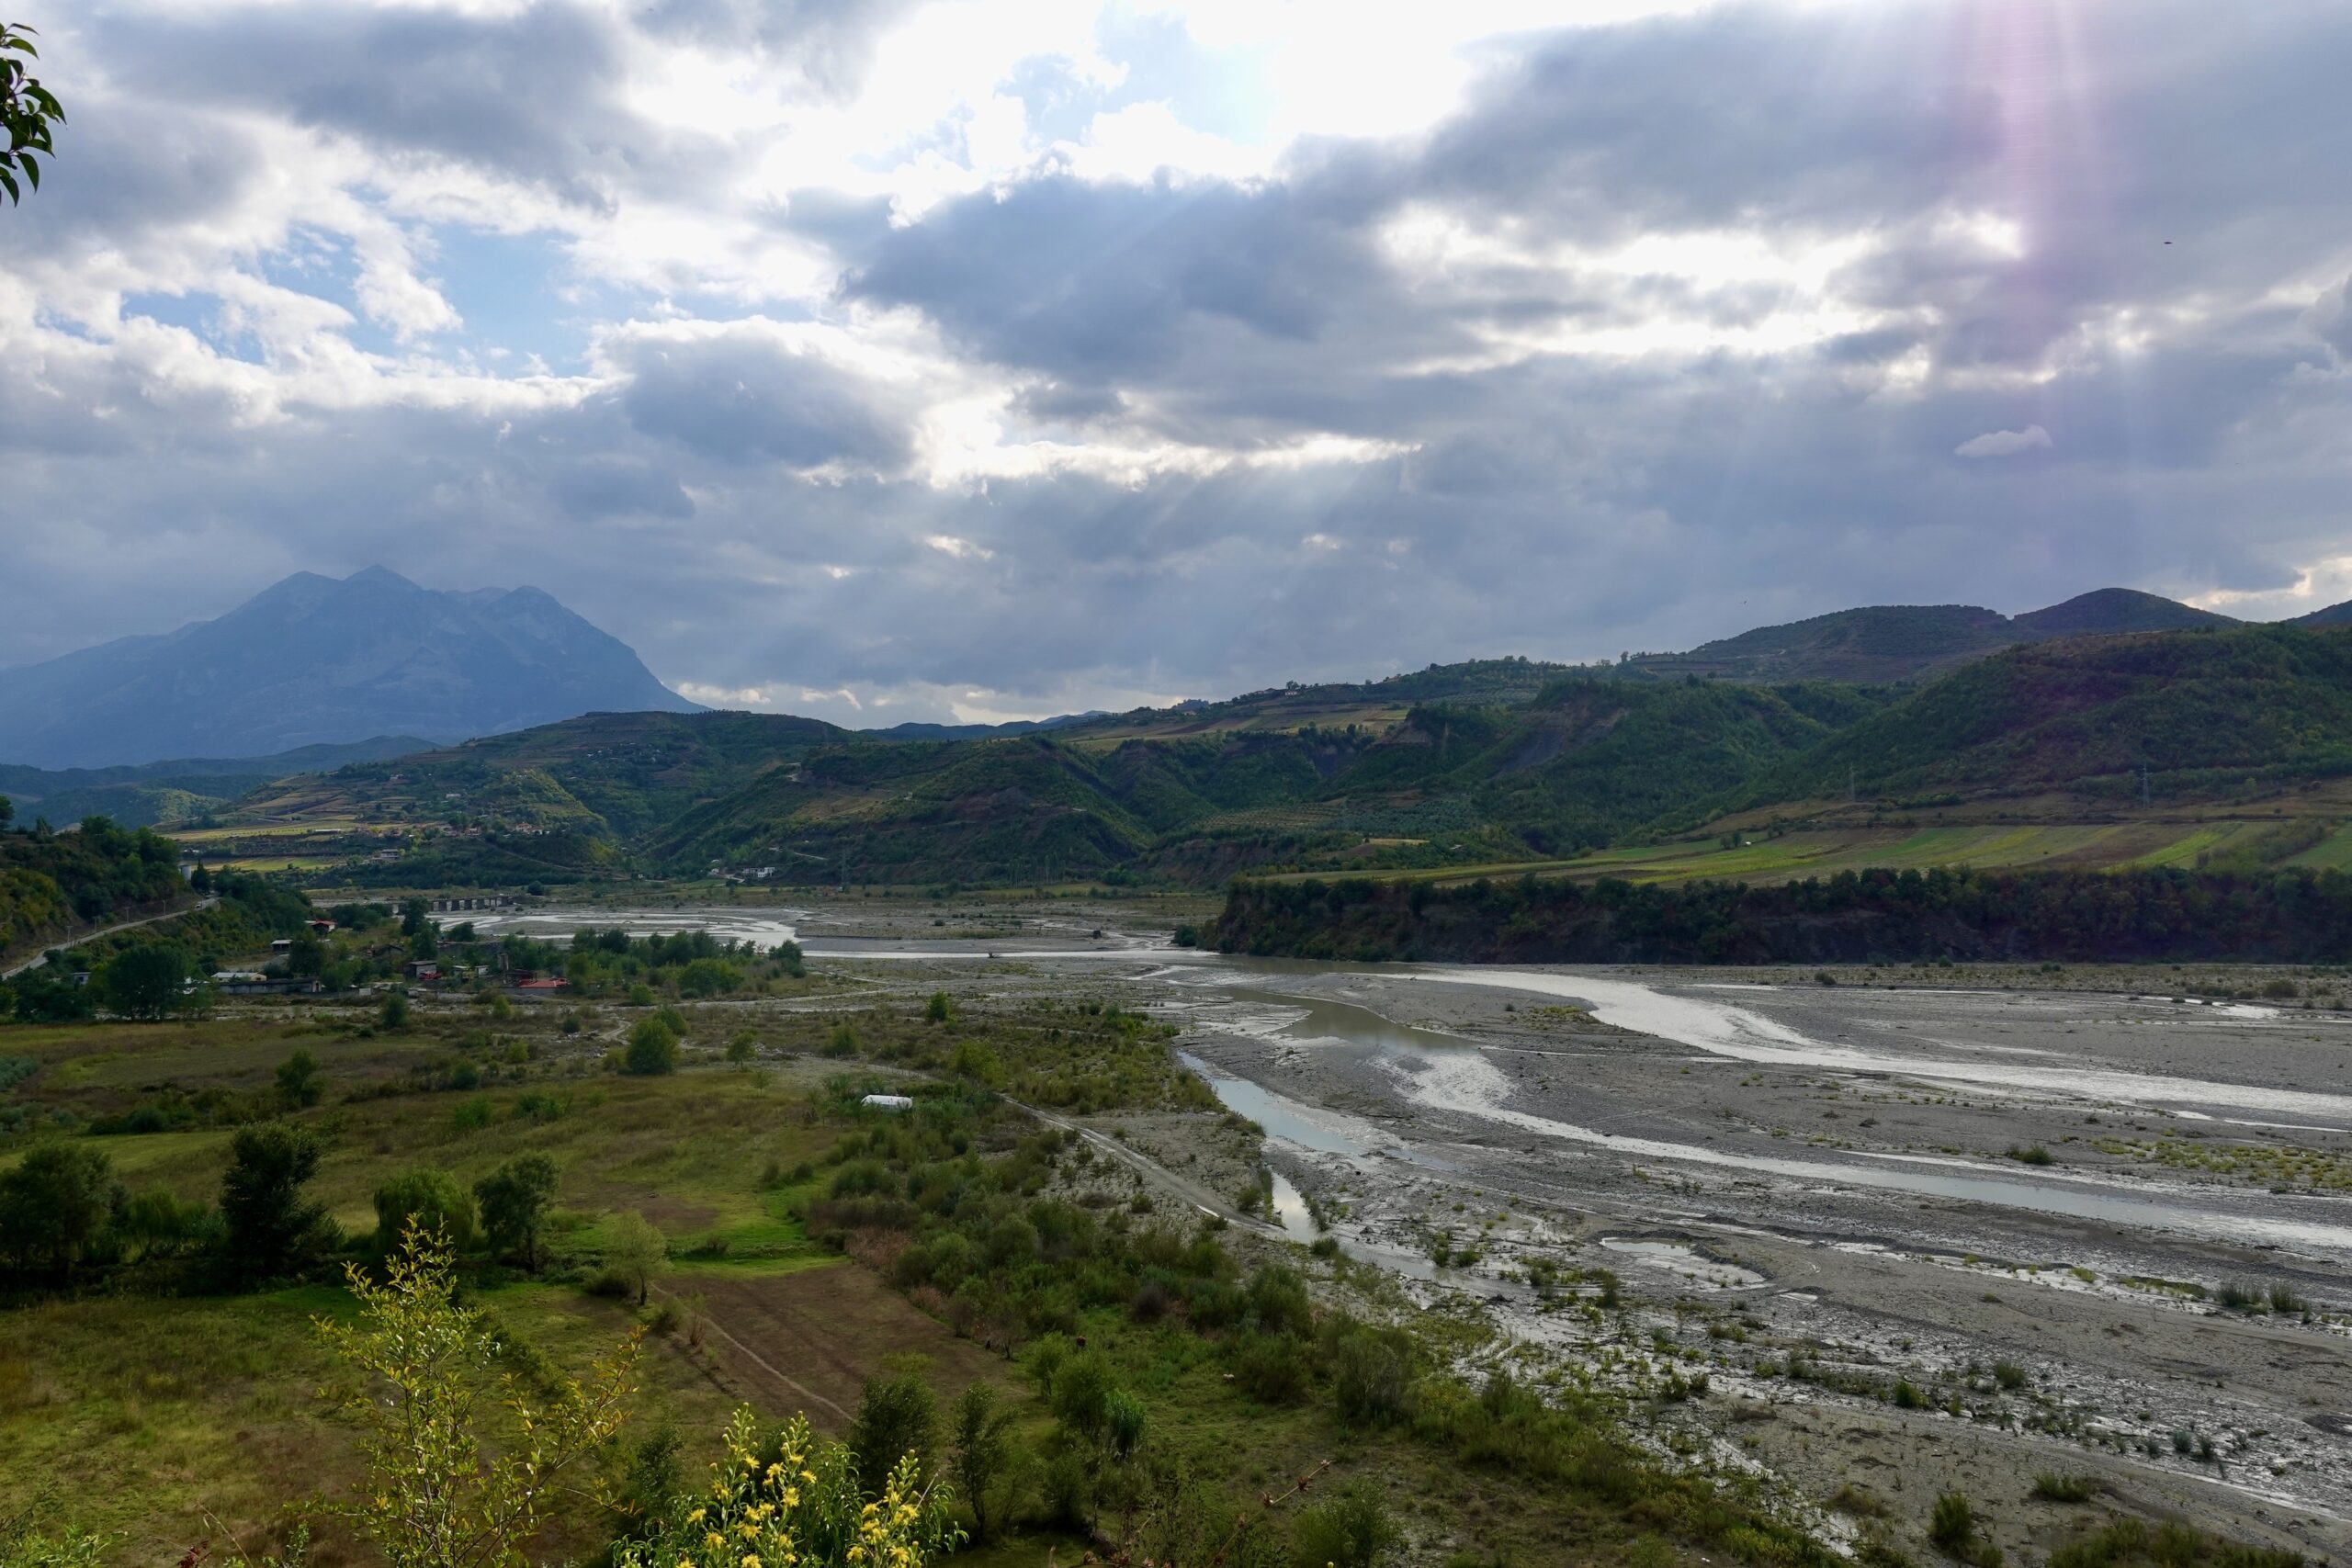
[1289,1481,1400,1568]
[373,1168,477,1254]
[1229,1332,1309,1404]
[849,1371,938,1498]
[1051,1349,1119,1439]
[625,1016,680,1076]
[1326,1319,1415,1426]
[2030,1473,2098,1503]
[1930,1490,1976,1554]
[726,1030,758,1063]
[1247,1263,1315,1337]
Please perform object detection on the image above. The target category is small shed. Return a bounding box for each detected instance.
[860,1093,915,1112]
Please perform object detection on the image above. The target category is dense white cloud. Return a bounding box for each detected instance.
[3,0,2351,721]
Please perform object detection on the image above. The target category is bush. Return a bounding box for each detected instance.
[726,1030,759,1063]
[1247,1263,1315,1337]
[1051,1349,1119,1439]
[1326,1319,1414,1426]
[848,1370,937,1497]
[379,990,410,1032]
[374,1168,477,1254]
[1229,1332,1308,1404]
[1930,1491,1977,1555]
[1290,1481,1400,1568]
[625,1017,680,1076]
[2030,1473,2098,1503]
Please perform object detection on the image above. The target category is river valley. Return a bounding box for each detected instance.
[488,898,2352,1562]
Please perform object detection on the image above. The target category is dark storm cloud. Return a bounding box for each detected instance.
[7,0,2352,721]
[846,157,1422,391]
[609,327,915,470]
[76,2,712,208]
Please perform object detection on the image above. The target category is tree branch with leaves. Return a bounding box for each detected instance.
[1,22,62,204]
[313,1224,641,1568]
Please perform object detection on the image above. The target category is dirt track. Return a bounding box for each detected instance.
[669,1262,1006,1432]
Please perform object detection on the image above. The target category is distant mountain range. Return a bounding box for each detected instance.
[1621,588,2247,683]
[0,568,699,769]
[221,611,2352,892]
[0,736,434,830]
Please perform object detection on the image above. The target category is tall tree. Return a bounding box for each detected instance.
[0,1143,117,1279]
[219,1122,336,1283]
[475,1155,559,1271]
[96,942,199,1020]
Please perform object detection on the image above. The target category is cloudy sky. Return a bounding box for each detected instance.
[3,0,2349,725]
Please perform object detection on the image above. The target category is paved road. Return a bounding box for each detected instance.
[0,897,218,979]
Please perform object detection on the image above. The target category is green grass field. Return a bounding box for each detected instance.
[1250,816,2339,889]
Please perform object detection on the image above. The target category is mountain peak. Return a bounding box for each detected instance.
[342,564,421,591]
[0,570,700,768]
[2011,587,2235,638]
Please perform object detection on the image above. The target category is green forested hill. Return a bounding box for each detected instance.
[0,817,187,960]
[1745,623,2352,806]
[241,710,853,840]
[198,623,2352,891]
[647,679,1883,883]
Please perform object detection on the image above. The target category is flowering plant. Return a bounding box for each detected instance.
[619,1409,963,1568]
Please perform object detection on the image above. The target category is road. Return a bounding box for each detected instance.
[0,897,218,979]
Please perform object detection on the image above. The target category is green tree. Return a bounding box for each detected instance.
[624,1016,679,1076]
[275,1049,323,1109]
[0,794,12,829]
[1050,1348,1118,1440]
[603,1211,668,1305]
[7,965,91,1022]
[219,1122,336,1283]
[924,990,954,1023]
[948,1382,1015,1542]
[116,1189,211,1261]
[96,942,197,1020]
[848,1368,937,1499]
[474,1155,558,1271]
[1,23,63,206]
[674,957,741,998]
[374,1169,477,1255]
[380,989,411,1031]
[317,1226,638,1568]
[0,1143,117,1278]
[286,931,326,976]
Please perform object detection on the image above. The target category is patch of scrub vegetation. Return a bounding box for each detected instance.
[2095,1134,2352,1192]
